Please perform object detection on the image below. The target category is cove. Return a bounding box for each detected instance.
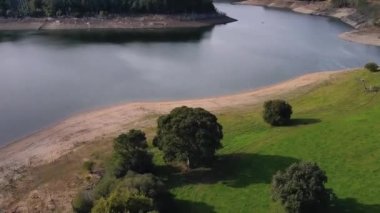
[0,3,379,146]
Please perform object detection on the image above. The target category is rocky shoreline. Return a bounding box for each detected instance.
[239,0,380,46]
[0,14,236,31]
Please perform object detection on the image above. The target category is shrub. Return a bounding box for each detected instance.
[112,129,153,178]
[83,160,95,173]
[154,106,223,168]
[263,100,293,126]
[91,173,167,213]
[72,191,94,213]
[93,174,118,199]
[364,62,379,72]
[91,197,108,213]
[272,162,335,213]
[119,173,165,198]
[91,190,155,213]
[119,172,171,212]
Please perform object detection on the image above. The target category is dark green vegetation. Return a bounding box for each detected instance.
[365,62,379,72]
[153,106,223,169]
[73,107,224,212]
[0,0,216,17]
[72,191,94,213]
[272,162,334,213]
[263,99,293,126]
[73,130,163,213]
[112,129,153,178]
[91,173,169,212]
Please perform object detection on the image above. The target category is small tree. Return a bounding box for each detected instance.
[154,106,223,168]
[112,129,153,178]
[263,100,293,126]
[365,62,379,72]
[272,162,334,213]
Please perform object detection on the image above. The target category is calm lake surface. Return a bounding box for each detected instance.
[1,3,380,145]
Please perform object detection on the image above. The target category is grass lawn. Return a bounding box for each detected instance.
[20,69,380,213]
[157,69,380,213]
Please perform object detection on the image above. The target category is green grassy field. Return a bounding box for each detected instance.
[154,69,380,213]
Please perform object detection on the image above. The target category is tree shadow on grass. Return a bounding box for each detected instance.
[158,153,299,189]
[289,118,321,126]
[155,193,216,213]
[172,199,216,213]
[331,198,380,213]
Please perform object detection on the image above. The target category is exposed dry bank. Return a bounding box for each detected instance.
[0,14,235,30]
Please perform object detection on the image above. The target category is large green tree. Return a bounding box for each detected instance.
[153,106,223,168]
[272,162,335,213]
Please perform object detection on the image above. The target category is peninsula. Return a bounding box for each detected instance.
[0,0,236,30]
[240,0,380,46]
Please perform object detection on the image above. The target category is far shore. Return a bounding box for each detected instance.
[1,3,379,46]
[239,0,380,47]
[0,14,236,31]
[0,68,351,195]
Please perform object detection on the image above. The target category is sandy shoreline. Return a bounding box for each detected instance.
[0,14,235,31]
[239,0,380,46]
[0,69,348,190]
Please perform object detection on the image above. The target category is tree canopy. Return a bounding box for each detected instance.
[271,162,335,213]
[112,129,153,178]
[0,0,217,17]
[91,173,168,213]
[263,99,293,126]
[153,106,223,168]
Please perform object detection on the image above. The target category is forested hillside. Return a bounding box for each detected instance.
[0,0,217,17]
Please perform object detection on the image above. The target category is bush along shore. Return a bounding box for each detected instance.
[0,0,236,30]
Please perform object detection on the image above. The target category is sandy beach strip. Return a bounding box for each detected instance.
[339,27,380,47]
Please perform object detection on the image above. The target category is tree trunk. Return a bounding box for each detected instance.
[186,156,191,169]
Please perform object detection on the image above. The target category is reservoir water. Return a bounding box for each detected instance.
[0,3,379,145]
